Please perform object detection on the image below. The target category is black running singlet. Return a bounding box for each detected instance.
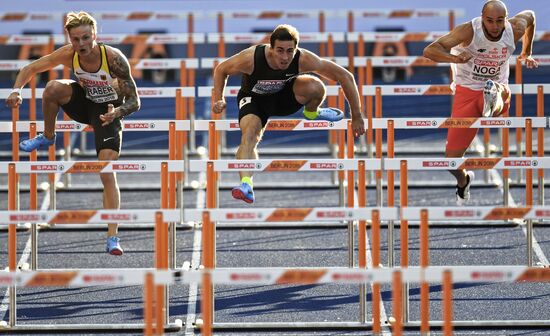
[240,44,300,95]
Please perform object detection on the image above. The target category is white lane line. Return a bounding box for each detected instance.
[353,191,392,335]
[489,169,549,266]
[184,170,206,335]
[1,174,56,321]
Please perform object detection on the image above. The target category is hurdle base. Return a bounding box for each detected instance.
[0,321,183,333]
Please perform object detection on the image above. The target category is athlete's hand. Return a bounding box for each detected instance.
[351,114,365,138]
[5,91,23,108]
[454,51,472,63]
[100,104,117,126]
[518,53,538,69]
[212,100,226,114]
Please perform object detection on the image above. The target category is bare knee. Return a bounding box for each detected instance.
[43,80,73,104]
[293,75,326,105]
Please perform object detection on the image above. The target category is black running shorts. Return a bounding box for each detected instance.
[61,82,122,155]
[237,78,303,127]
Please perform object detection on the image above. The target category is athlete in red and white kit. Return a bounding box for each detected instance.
[423,0,537,205]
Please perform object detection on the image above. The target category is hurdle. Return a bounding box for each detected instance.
[182,206,550,334]
[0,208,181,333]
[3,159,186,270]
[386,157,550,266]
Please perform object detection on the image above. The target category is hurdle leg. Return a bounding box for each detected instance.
[8,163,17,327]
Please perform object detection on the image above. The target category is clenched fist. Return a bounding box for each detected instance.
[100,104,117,126]
[212,100,226,114]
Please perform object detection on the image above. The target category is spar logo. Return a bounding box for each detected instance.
[142,61,168,67]
[150,36,178,43]
[310,162,342,170]
[83,275,117,284]
[394,87,421,93]
[480,119,510,126]
[230,122,240,129]
[125,122,154,129]
[112,163,144,171]
[503,160,535,167]
[31,164,61,171]
[332,272,371,282]
[230,273,265,281]
[9,214,46,222]
[228,162,260,169]
[56,123,82,130]
[422,160,451,168]
[226,212,257,220]
[406,120,437,127]
[444,210,476,218]
[138,89,160,96]
[100,213,135,221]
[383,59,407,65]
[535,210,550,217]
[471,271,508,281]
[0,275,12,285]
[316,210,349,218]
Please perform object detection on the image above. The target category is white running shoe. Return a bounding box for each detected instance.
[482,80,498,117]
[456,171,475,206]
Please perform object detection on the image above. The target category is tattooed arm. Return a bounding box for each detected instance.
[108,46,140,118]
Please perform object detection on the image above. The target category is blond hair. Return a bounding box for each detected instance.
[64,11,97,34]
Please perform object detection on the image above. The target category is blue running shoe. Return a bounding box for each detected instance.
[19,133,56,152]
[303,107,344,122]
[106,236,123,255]
[232,183,254,204]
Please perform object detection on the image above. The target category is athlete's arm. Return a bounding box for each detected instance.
[104,47,140,124]
[299,49,365,137]
[510,10,538,68]
[212,46,254,114]
[423,22,474,64]
[6,45,72,108]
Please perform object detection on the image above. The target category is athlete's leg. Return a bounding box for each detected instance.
[293,74,326,110]
[42,80,74,139]
[236,113,264,181]
[98,148,120,237]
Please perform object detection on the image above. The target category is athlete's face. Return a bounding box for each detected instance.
[68,25,97,57]
[271,40,297,70]
[481,7,507,40]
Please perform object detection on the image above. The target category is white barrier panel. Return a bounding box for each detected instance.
[362,84,524,95]
[371,117,548,129]
[353,55,550,67]
[197,85,340,97]
[184,207,398,222]
[347,31,448,43]
[384,157,550,171]
[402,206,550,221]
[0,160,184,174]
[344,8,465,19]
[0,209,181,225]
[209,10,336,19]
[523,84,550,94]
[206,32,345,44]
[0,11,203,22]
[1,120,191,133]
[194,119,348,131]
[0,87,196,99]
[189,158,381,172]
[202,57,348,68]
[1,266,548,287]
[133,58,199,70]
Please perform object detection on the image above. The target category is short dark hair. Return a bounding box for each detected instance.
[270,24,299,47]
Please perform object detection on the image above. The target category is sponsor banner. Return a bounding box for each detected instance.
[483,207,531,220]
[265,120,301,130]
[265,160,307,171]
[49,210,97,224]
[458,158,500,170]
[66,162,109,173]
[25,272,78,287]
[275,269,327,284]
[265,208,313,222]
[440,118,477,128]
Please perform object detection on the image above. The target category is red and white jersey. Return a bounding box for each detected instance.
[72,43,119,104]
[451,17,515,91]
